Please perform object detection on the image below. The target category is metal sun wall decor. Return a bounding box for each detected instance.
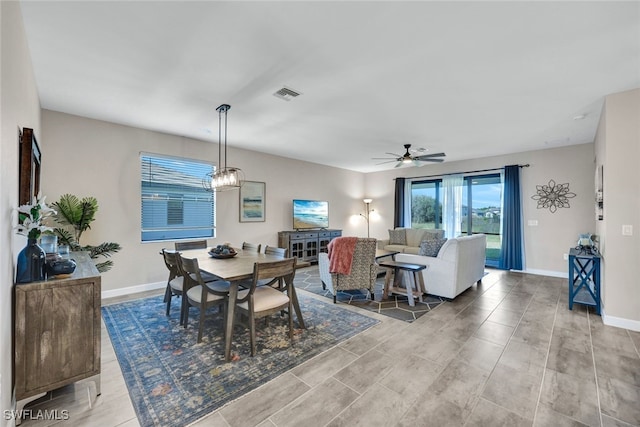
[532,179,576,213]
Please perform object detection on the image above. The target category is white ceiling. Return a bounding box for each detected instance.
[20,1,640,173]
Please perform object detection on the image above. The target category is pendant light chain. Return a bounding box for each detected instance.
[223,105,228,170]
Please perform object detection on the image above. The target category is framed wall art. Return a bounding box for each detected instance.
[239,181,265,222]
[19,127,41,205]
[595,164,603,220]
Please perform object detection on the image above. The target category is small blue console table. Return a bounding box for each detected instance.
[568,248,601,315]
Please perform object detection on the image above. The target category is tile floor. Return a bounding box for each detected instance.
[19,268,640,427]
[294,267,445,322]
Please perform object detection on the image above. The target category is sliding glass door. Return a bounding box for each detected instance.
[410,180,441,229]
[462,174,502,267]
[410,174,503,267]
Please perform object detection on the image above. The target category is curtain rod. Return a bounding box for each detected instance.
[394,164,530,181]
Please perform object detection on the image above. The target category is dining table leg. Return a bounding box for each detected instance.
[288,283,306,329]
[224,282,238,362]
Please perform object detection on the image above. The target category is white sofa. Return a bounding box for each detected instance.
[394,234,487,299]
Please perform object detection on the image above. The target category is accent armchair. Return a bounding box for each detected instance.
[318,237,378,303]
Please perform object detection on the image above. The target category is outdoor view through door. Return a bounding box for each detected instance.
[410,174,502,267]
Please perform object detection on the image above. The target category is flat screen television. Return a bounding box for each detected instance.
[293,199,329,229]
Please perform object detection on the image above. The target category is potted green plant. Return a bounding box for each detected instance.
[51,194,121,273]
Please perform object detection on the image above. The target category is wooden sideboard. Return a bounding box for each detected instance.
[14,251,101,422]
[278,229,342,263]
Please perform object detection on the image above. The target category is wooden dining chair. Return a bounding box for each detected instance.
[161,249,184,318]
[179,254,231,343]
[235,257,297,356]
[264,245,288,257]
[173,240,222,282]
[175,240,208,251]
[242,242,262,253]
[260,246,290,290]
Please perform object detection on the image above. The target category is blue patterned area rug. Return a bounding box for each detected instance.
[102,292,378,427]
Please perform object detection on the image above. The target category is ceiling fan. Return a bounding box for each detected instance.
[373,144,446,168]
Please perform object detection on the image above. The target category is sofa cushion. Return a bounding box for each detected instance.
[383,244,409,253]
[403,246,421,255]
[405,228,426,247]
[388,229,407,245]
[419,238,448,257]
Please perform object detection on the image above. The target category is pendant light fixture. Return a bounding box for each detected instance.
[203,104,244,192]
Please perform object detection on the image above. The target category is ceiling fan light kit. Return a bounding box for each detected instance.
[373,144,446,168]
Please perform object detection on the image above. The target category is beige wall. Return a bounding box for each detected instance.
[595,88,640,328]
[1,1,42,420]
[364,144,597,275]
[41,109,600,293]
[41,110,366,294]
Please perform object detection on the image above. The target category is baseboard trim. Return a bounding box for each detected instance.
[101,281,165,299]
[602,308,640,332]
[513,268,567,278]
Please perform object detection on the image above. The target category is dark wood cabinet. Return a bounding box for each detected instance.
[278,229,342,263]
[14,252,101,421]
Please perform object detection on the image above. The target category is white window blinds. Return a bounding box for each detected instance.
[140,153,215,242]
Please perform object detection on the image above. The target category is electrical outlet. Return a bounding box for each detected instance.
[528,220,538,226]
[563,253,568,260]
[622,225,633,236]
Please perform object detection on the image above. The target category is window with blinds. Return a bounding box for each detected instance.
[141,153,215,242]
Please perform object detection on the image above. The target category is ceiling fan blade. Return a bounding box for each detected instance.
[371,157,397,160]
[414,152,446,160]
[414,160,427,167]
[418,158,445,163]
[385,152,402,157]
[376,160,400,165]
[394,161,403,168]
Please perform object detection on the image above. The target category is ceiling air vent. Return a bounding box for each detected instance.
[273,86,301,101]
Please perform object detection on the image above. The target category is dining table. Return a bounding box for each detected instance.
[180,248,307,361]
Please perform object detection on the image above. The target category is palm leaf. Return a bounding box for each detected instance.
[95,260,114,273]
[53,227,81,250]
[51,194,98,241]
[52,194,81,225]
[84,242,122,259]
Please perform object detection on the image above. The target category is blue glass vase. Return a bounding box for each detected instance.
[16,238,46,283]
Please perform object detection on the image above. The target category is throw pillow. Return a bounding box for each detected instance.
[388,229,407,245]
[419,238,448,257]
[422,229,445,241]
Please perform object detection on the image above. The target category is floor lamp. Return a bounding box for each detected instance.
[360,198,373,238]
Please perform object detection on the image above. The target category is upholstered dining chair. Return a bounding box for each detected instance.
[237,242,264,289]
[175,240,208,251]
[173,240,221,282]
[235,257,297,356]
[264,245,288,257]
[242,242,262,253]
[179,254,231,343]
[318,237,378,303]
[260,246,289,289]
[161,249,184,318]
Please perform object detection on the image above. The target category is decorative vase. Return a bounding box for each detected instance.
[16,238,46,283]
